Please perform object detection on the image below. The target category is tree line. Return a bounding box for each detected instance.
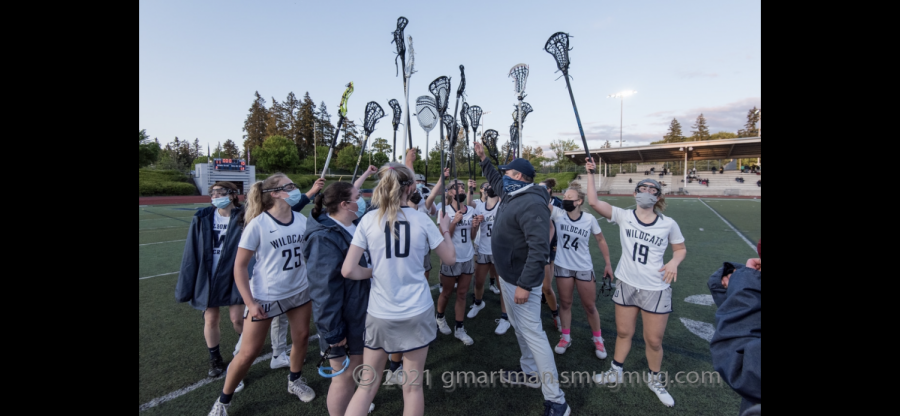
[656,106,760,144]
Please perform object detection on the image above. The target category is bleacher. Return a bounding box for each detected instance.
[571,170,761,196]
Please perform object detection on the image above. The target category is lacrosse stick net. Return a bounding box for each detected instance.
[363,101,386,136]
[544,32,572,75]
[460,102,469,131]
[429,77,451,116]
[389,99,402,131]
[321,82,353,178]
[405,36,415,77]
[466,105,482,137]
[513,102,534,125]
[416,96,437,132]
[392,17,408,76]
[482,129,500,166]
[509,63,529,95]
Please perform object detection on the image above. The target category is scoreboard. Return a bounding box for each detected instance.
[213,158,246,171]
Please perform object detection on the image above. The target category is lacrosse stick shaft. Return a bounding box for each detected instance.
[425,132,430,178]
[439,124,446,208]
[404,78,413,153]
[517,99,524,158]
[320,116,345,178]
[563,75,594,174]
[393,130,397,162]
[351,135,371,184]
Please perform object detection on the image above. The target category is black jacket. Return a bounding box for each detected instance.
[175,206,246,310]
[302,212,370,346]
[480,158,550,290]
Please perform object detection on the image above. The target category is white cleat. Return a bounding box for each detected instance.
[455,326,474,345]
[287,376,316,402]
[489,284,500,294]
[494,318,511,335]
[593,365,623,384]
[234,380,244,393]
[554,338,572,355]
[208,399,229,416]
[270,353,290,369]
[466,301,485,318]
[648,374,675,407]
[593,338,608,359]
[369,403,375,413]
[436,316,452,335]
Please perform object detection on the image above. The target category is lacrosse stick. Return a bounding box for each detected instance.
[466,105,483,176]
[482,129,500,167]
[321,82,354,178]
[448,65,466,194]
[509,63,529,159]
[544,32,593,173]
[460,102,473,191]
[392,18,415,156]
[506,122,518,164]
[416,95,438,177]
[403,35,416,153]
[389,99,402,161]
[351,101,386,183]
[429,76,451,207]
[441,113,459,180]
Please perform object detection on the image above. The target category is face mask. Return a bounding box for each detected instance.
[455,193,467,203]
[635,192,658,209]
[502,176,527,193]
[355,196,367,219]
[562,200,578,212]
[416,183,424,191]
[284,189,303,206]
[212,196,231,209]
[485,188,497,198]
[410,192,422,205]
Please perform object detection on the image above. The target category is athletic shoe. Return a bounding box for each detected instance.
[287,376,316,402]
[270,353,290,369]
[234,380,244,393]
[383,367,405,385]
[436,316,451,335]
[489,284,500,294]
[209,356,226,378]
[494,318,511,335]
[466,301,485,318]
[499,370,540,388]
[554,338,572,355]
[647,374,675,407]
[369,403,375,413]
[544,400,571,416]
[455,327,474,345]
[592,365,623,384]
[232,337,242,358]
[593,338,608,359]
[208,399,229,416]
[552,316,562,332]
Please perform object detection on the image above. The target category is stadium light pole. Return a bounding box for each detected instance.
[609,91,636,175]
[679,146,693,194]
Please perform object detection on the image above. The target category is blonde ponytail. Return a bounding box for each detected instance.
[371,163,414,237]
[244,173,288,224]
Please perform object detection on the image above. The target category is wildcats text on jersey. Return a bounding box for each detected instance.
[269,234,302,249]
[625,229,665,247]
[559,223,591,238]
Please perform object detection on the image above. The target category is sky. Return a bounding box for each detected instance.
[139,0,761,160]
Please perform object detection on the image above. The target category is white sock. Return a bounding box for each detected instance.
[562,333,571,342]
[593,336,603,343]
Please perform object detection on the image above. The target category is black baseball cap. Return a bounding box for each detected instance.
[500,158,535,178]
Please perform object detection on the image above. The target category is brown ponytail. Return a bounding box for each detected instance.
[244,173,288,224]
[311,181,354,218]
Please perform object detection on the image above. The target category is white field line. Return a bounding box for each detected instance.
[698,198,757,253]
[139,205,148,207]
[140,271,179,280]
[139,335,320,412]
[702,198,760,203]
[141,226,190,231]
[140,217,193,221]
[140,240,185,247]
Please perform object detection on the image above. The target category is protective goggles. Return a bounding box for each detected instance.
[317,346,351,378]
[596,273,614,300]
[634,183,660,196]
[263,183,298,193]
[208,187,238,197]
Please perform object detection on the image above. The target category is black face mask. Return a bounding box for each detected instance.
[409,192,422,204]
[455,193,467,203]
[562,200,578,212]
[485,188,497,198]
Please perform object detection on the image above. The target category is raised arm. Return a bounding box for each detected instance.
[342,244,373,280]
[474,142,503,198]
[405,147,417,171]
[584,159,613,220]
[467,179,478,207]
[425,168,450,213]
[354,165,378,190]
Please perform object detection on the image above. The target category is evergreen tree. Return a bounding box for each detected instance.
[192,138,202,159]
[296,92,317,156]
[281,92,301,150]
[266,97,285,138]
[691,114,711,141]
[741,107,760,137]
[222,139,239,159]
[663,118,684,143]
[341,120,361,147]
[601,140,612,148]
[371,137,391,155]
[138,129,160,168]
[316,101,336,146]
[242,92,268,154]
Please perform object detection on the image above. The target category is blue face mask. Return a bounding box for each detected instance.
[355,196,367,219]
[416,183,424,191]
[212,196,231,209]
[284,189,303,206]
[502,175,528,193]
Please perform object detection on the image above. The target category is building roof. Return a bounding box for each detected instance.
[563,137,761,164]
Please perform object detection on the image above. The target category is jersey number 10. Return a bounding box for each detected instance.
[384,221,411,258]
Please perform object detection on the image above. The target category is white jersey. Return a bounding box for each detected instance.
[351,206,444,319]
[550,206,602,271]
[445,204,475,263]
[211,210,230,276]
[608,206,685,291]
[239,211,308,301]
[473,199,500,255]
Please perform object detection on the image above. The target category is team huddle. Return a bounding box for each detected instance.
[177,147,687,416]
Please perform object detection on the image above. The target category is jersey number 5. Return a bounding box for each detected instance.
[384,221,411,258]
[281,247,302,271]
[631,243,649,265]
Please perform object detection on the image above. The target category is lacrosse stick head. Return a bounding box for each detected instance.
[389,99,402,131]
[405,36,415,76]
[363,101,386,137]
[460,102,469,131]
[456,65,466,98]
[466,105,482,135]
[415,96,437,133]
[429,76,451,115]
[441,114,456,140]
[508,63,529,94]
[392,17,408,76]
[544,32,572,74]
[338,82,354,118]
[513,102,534,124]
[482,129,500,162]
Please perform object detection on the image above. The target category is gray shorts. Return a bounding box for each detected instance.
[364,305,436,354]
[424,250,432,272]
[243,288,311,322]
[440,259,475,277]
[554,265,595,282]
[611,279,672,314]
[475,253,494,264]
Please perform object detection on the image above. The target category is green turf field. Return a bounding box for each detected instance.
[139,197,759,415]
